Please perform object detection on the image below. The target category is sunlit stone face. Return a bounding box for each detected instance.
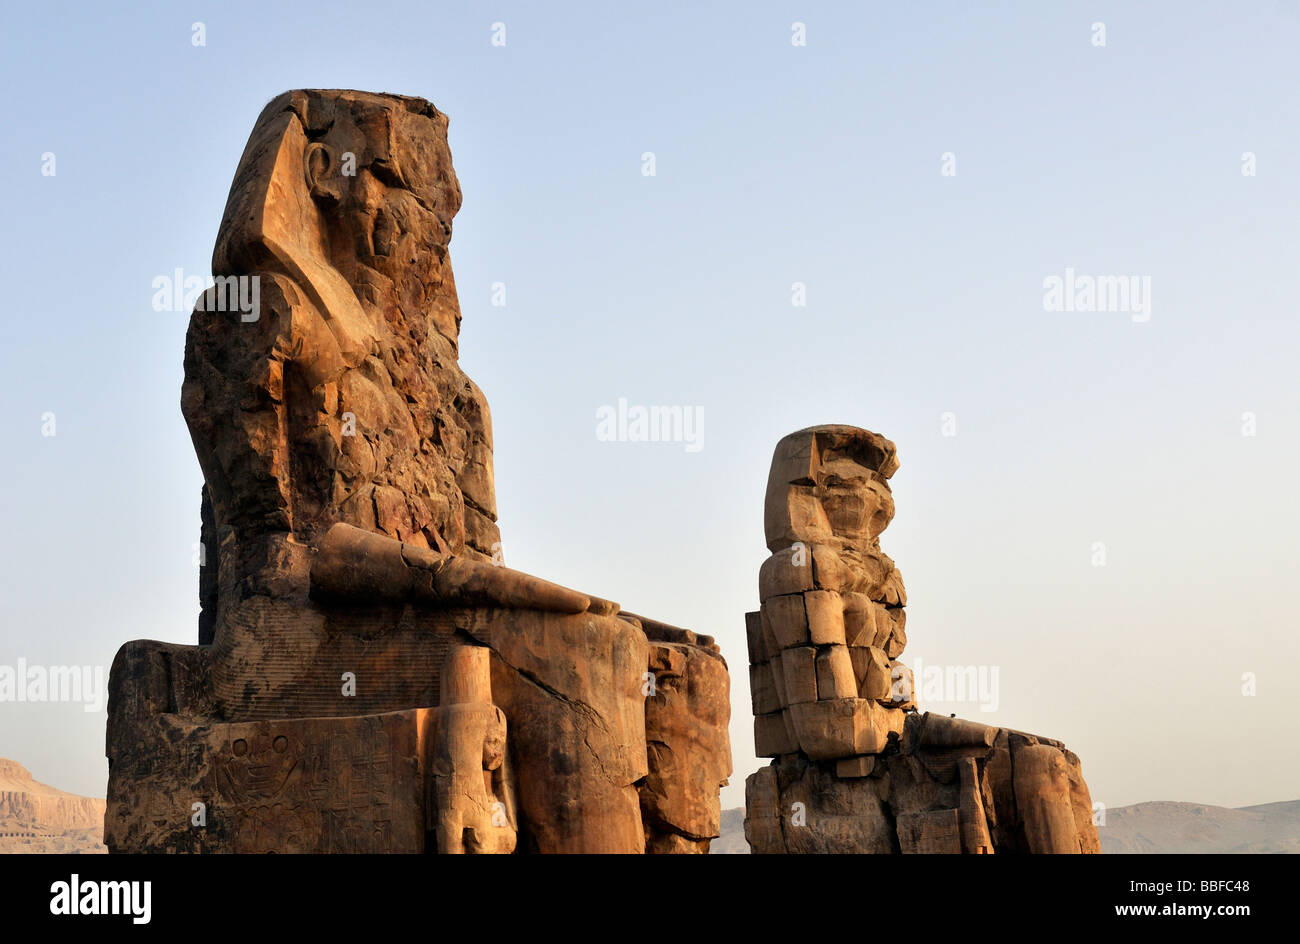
[305,96,464,342]
[814,456,894,549]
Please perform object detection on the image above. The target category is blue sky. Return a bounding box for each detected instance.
[1,2,1297,815]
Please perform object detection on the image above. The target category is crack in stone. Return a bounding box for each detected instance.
[483,649,624,788]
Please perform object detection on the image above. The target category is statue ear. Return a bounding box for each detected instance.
[305,142,342,203]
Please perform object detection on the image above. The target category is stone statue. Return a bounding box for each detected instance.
[426,642,516,854]
[744,425,1100,854]
[105,90,731,854]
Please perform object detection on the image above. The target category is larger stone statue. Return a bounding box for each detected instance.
[744,425,1100,853]
[105,90,731,854]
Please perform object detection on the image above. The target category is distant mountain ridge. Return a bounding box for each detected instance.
[0,759,105,854]
[1099,799,1300,854]
[711,799,1300,854]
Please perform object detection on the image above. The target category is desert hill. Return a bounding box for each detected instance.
[0,759,105,854]
[1098,799,1300,854]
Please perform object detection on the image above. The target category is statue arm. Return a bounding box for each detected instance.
[309,522,617,615]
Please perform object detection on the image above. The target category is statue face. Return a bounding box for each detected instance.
[335,166,445,290]
[764,425,900,555]
[815,457,894,548]
[301,95,464,337]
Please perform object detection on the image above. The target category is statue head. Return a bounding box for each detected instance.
[213,89,464,349]
[764,424,899,555]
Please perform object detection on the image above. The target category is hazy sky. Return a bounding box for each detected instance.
[2,2,1297,818]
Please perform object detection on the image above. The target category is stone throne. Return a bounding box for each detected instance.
[105,90,731,854]
[744,426,1099,854]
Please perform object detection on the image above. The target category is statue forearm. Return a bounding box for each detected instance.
[308,521,615,615]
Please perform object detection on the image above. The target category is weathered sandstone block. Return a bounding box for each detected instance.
[639,634,732,853]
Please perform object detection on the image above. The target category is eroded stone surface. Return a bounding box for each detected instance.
[639,634,732,853]
[744,425,1099,854]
